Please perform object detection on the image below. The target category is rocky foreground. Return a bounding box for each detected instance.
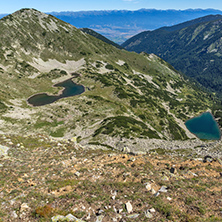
[0,134,222,221]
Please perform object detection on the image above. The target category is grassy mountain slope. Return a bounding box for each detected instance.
[122,14,222,96]
[0,9,217,151]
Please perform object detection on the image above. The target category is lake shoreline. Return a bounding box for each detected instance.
[27,76,85,107]
[185,111,221,140]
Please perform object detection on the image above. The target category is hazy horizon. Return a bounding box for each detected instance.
[1,0,222,14]
[0,7,222,16]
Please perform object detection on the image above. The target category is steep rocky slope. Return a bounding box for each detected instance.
[0,8,218,152]
[122,14,222,96]
[0,134,221,221]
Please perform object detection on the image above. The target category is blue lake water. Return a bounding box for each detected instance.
[185,112,221,140]
[27,78,85,106]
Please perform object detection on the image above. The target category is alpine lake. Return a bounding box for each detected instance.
[27,79,221,141]
[185,112,221,140]
[27,78,85,106]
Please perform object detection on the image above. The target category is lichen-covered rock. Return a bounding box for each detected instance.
[95,215,104,222]
[51,214,85,222]
[127,213,139,218]
[145,210,153,218]
[0,145,9,157]
[20,203,30,212]
[125,201,133,213]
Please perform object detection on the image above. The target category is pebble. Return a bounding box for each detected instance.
[149,208,156,213]
[96,215,104,222]
[159,186,168,193]
[167,196,172,201]
[129,157,135,162]
[20,203,30,212]
[86,213,91,220]
[190,171,198,177]
[0,145,9,157]
[154,192,160,197]
[67,214,82,221]
[145,183,152,191]
[51,215,66,222]
[161,175,169,181]
[126,201,133,213]
[170,167,177,174]
[96,209,104,215]
[111,190,117,200]
[145,210,153,218]
[74,171,80,177]
[52,214,85,222]
[194,158,203,161]
[151,188,156,195]
[127,213,139,218]
[118,209,123,213]
[11,211,18,219]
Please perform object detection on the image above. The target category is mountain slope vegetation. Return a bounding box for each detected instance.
[0,8,218,151]
[122,14,222,96]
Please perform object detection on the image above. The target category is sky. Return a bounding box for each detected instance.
[1,0,222,14]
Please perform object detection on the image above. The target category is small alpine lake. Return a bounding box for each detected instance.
[27,78,85,106]
[185,112,221,140]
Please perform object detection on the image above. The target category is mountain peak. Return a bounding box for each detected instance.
[3,8,48,21]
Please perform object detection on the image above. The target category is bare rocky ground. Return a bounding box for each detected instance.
[0,134,222,222]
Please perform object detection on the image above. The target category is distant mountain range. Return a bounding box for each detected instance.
[1,9,222,44]
[50,9,222,44]
[49,9,222,44]
[122,14,222,96]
